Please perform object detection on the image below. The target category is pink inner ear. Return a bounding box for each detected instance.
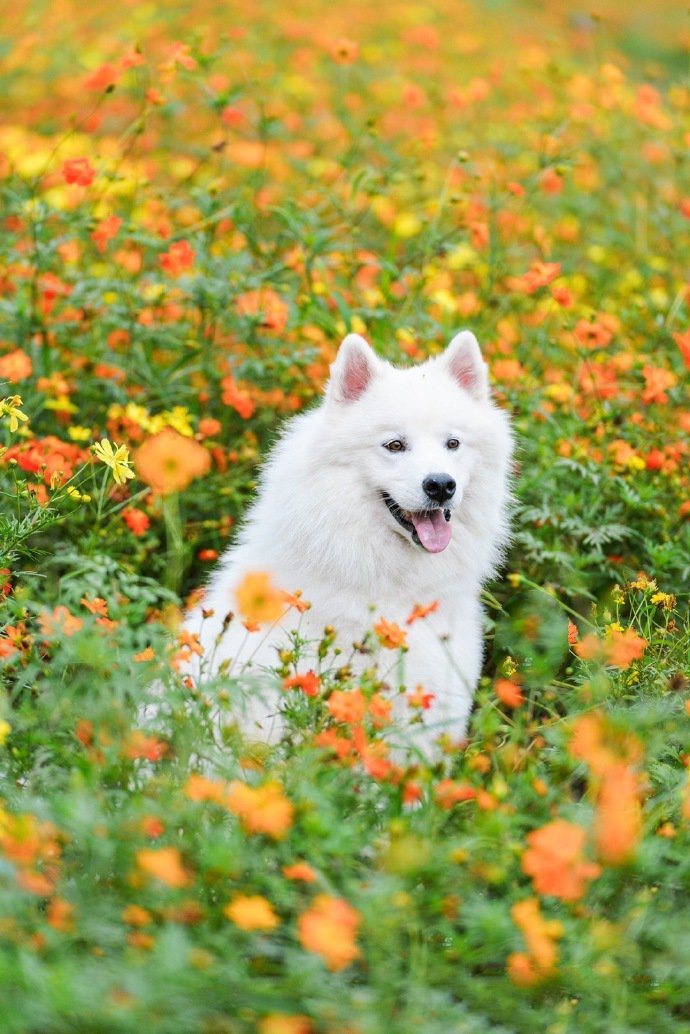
[341,352,372,400]
[449,351,479,393]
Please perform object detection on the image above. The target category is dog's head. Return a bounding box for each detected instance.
[325,331,508,554]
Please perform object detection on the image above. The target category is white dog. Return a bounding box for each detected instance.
[181,331,513,755]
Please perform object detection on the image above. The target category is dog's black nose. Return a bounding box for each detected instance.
[422,473,456,503]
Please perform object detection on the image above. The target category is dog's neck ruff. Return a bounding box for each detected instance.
[381,492,452,553]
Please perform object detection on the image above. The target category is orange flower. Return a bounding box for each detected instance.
[197,417,222,438]
[522,819,600,901]
[673,330,690,370]
[38,606,83,638]
[281,589,311,614]
[327,688,366,724]
[494,678,524,708]
[405,600,439,624]
[569,711,643,777]
[313,729,353,758]
[507,898,563,986]
[159,240,195,276]
[84,62,120,91]
[236,571,286,625]
[373,618,408,649]
[165,40,197,70]
[298,895,360,970]
[283,671,321,697]
[641,364,677,405]
[226,780,294,839]
[62,157,95,186]
[124,731,168,762]
[434,779,476,809]
[224,894,280,932]
[258,1016,312,1034]
[578,362,619,400]
[594,763,642,865]
[0,348,32,383]
[133,646,155,663]
[492,359,527,384]
[368,693,392,727]
[46,898,74,932]
[91,215,122,253]
[185,773,227,804]
[283,861,317,882]
[198,548,218,561]
[507,261,561,294]
[406,686,435,710]
[122,904,152,927]
[122,508,150,535]
[235,288,289,333]
[604,628,647,668]
[573,314,617,349]
[539,168,563,194]
[141,816,165,838]
[136,846,190,888]
[567,620,578,645]
[330,38,360,65]
[135,428,210,494]
[575,628,647,669]
[220,375,256,419]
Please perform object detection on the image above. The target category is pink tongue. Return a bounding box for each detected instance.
[410,509,452,553]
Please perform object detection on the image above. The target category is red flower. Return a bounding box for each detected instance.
[283,671,320,697]
[91,215,122,253]
[159,240,195,276]
[62,158,95,187]
[122,508,150,535]
[84,63,120,91]
[221,375,255,419]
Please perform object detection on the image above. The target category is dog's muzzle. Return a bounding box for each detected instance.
[382,492,452,553]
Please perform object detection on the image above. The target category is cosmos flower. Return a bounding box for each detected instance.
[92,438,135,485]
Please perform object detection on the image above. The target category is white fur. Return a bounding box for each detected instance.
[182,332,513,755]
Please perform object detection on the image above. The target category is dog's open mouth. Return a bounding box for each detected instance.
[382,492,452,553]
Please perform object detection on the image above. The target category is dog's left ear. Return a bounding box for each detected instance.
[328,334,381,403]
[442,330,489,400]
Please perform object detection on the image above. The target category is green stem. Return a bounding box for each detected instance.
[162,492,184,594]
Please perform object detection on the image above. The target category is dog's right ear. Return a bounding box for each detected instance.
[328,334,380,403]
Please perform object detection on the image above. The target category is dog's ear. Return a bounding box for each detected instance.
[328,334,380,403]
[442,330,489,400]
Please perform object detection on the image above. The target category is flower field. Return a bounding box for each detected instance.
[1,1,690,1031]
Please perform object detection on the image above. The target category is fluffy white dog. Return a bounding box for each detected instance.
[181,331,513,754]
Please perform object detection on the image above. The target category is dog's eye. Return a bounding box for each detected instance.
[446,438,461,450]
[384,439,406,453]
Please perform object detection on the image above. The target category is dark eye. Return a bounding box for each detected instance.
[384,439,406,453]
[446,438,460,450]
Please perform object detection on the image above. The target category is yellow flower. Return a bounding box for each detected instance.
[650,592,676,609]
[235,572,286,625]
[67,425,93,442]
[160,406,194,437]
[0,720,11,746]
[393,211,422,238]
[0,395,29,433]
[224,894,280,931]
[92,438,135,485]
[44,396,78,414]
[66,486,91,503]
